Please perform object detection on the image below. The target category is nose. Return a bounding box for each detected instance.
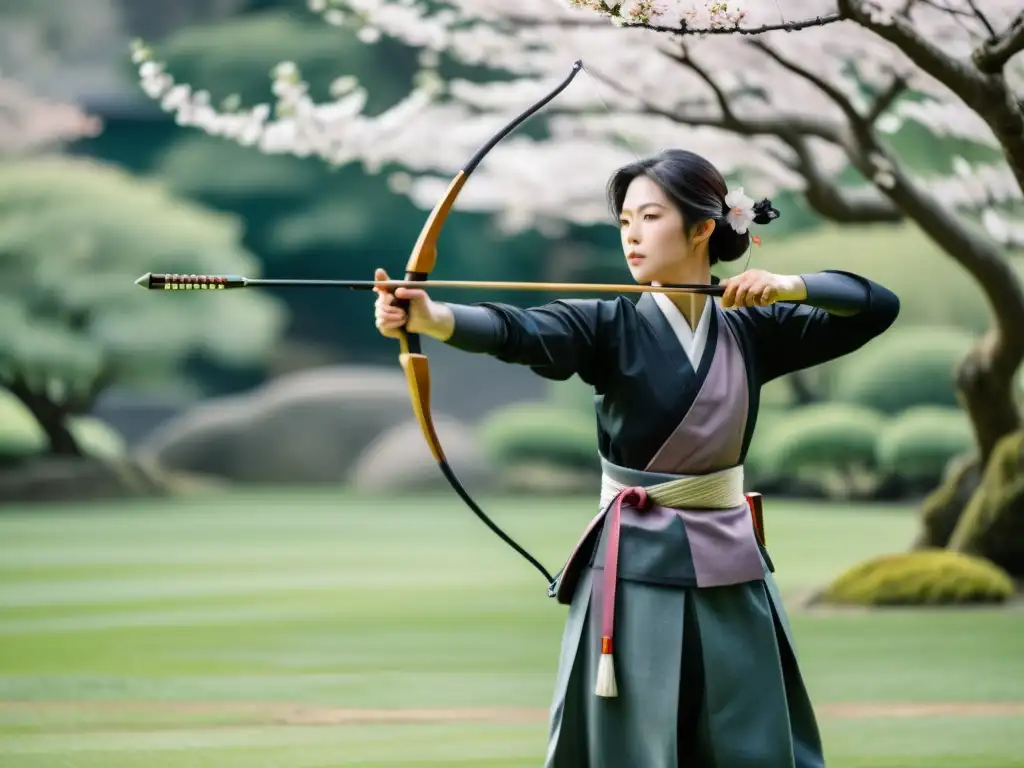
[624,222,639,245]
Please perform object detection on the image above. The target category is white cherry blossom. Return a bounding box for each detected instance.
[723,187,756,234]
[128,2,1024,245]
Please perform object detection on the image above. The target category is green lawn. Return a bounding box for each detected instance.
[0,490,1021,766]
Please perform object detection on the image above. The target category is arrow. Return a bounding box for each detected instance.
[134,272,726,296]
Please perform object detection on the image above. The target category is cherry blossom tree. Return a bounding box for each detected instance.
[0,76,102,157]
[130,0,1024,565]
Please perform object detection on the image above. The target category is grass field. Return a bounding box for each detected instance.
[0,490,1022,767]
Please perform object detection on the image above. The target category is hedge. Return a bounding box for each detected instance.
[823,549,1014,606]
[752,403,886,479]
[830,326,977,414]
[875,406,974,485]
[479,402,599,473]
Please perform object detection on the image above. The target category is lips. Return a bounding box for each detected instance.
[627,252,644,263]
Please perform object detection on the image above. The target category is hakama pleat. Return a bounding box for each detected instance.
[544,565,825,768]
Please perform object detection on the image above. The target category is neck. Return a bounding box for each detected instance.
[652,260,712,331]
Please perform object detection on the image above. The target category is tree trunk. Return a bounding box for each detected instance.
[954,332,1023,464]
[948,431,1024,577]
[6,379,83,458]
[913,332,1023,562]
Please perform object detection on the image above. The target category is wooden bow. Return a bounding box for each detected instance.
[392,60,594,588]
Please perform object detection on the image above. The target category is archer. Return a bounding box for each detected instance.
[374,148,899,767]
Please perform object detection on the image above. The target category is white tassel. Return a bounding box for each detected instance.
[595,637,618,698]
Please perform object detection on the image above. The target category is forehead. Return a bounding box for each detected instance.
[621,175,671,211]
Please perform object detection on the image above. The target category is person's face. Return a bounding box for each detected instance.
[618,175,712,284]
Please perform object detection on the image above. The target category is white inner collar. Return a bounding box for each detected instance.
[652,291,714,367]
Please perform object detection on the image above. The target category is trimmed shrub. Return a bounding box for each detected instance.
[829,326,977,414]
[744,406,791,488]
[68,416,127,460]
[0,389,46,461]
[479,402,599,474]
[875,406,975,486]
[822,549,1015,606]
[545,377,598,418]
[755,403,885,478]
[0,389,126,463]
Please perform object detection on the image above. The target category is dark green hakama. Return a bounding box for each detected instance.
[545,563,824,767]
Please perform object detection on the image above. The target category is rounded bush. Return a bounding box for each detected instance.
[755,403,885,478]
[545,377,597,418]
[479,402,598,473]
[0,390,125,462]
[0,389,46,459]
[744,406,791,485]
[68,416,127,460]
[876,406,974,484]
[830,326,977,414]
[823,549,1015,606]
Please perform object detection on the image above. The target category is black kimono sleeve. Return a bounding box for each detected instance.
[730,269,900,383]
[440,298,624,390]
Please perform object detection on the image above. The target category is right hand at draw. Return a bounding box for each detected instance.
[373,268,453,340]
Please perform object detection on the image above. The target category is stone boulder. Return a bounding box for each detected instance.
[347,415,496,493]
[136,366,424,484]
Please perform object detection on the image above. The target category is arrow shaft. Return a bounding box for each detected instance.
[140,273,725,296]
[254,278,725,295]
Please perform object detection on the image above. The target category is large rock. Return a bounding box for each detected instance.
[347,415,496,493]
[136,366,424,484]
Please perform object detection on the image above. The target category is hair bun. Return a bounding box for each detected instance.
[752,198,780,226]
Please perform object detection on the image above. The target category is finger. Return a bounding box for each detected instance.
[744,283,762,306]
[394,287,426,301]
[720,280,737,308]
[376,316,405,331]
[373,268,390,295]
[759,285,775,305]
[732,281,749,308]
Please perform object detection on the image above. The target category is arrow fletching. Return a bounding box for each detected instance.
[136,273,246,290]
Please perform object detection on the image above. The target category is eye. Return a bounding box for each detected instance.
[643,213,658,221]
[618,218,629,227]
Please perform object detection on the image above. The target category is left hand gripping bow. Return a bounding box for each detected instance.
[395,60,584,591]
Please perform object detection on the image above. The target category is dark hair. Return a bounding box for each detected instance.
[606,149,779,265]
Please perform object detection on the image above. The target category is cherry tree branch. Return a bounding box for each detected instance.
[837,0,1024,195]
[866,75,909,124]
[837,0,986,86]
[620,14,843,36]
[655,48,846,143]
[745,5,1024,370]
[629,49,902,224]
[973,10,1024,73]
[961,0,999,38]
[787,135,904,223]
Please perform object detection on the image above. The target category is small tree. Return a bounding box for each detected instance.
[0,76,102,157]
[0,155,288,455]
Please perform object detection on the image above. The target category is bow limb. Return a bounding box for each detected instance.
[394,62,585,588]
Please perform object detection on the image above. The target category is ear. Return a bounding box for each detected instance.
[690,218,715,246]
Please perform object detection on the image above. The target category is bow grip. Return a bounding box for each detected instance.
[396,268,430,356]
